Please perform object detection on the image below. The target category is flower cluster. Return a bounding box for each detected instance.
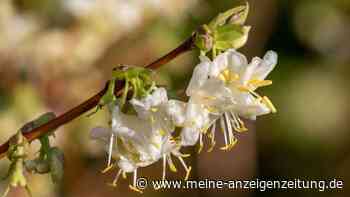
[90,49,278,192]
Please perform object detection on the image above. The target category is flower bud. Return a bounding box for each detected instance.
[209,2,249,29]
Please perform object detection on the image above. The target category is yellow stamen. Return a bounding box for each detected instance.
[220,144,231,151]
[207,141,216,152]
[198,143,203,154]
[203,95,216,100]
[220,138,238,151]
[206,106,219,113]
[152,141,161,149]
[218,73,226,81]
[236,118,248,132]
[229,73,239,81]
[159,129,166,136]
[200,124,210,134]
[169,162,177,172]
[129,185,143,193]
[248,79,272,88]
[236,127,248,132]
[223,69,230,78]
[180,153,191,158]
[219,69,239,83]
[228,138,238,149]
[262,96,277,113]
[122,172,127,179]
[238,86,250,92]
[107,182,117,187]
[101,165,114,174]
[150,107,158,112]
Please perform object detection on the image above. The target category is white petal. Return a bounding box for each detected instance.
[118,158,137,172]
[149,87,168,106]
[110,104,122,130]
[186,61,210,96]
[181,127,200,146]
[226,49,248,73]
[185,102,209,128]
[130,87,168,113]
[210,52,228,77]
[130,99,149,119]
[237,103,271,119]
[232,94,271,118]
[191,79,233,112]
[253,50,278,80]
[240,57,260,84]
[165,100,187,126]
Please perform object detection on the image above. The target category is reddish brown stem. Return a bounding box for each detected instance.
[0,35,194,159]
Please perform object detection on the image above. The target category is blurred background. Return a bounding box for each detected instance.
[0,0,349,196]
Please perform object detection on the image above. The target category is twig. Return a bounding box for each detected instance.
[0,35,195,159]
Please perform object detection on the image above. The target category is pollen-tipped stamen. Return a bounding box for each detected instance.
[129,185,143,193]
[248,79,272,88]
[101,164,115,174]
[109,169,122,187]
[224,112,235,146]
[262,96,277,113]
[220,117,230,150]
[167,155,177,172]
[230,112,248,132]
[207,123,216,152]
[129,170,143,193]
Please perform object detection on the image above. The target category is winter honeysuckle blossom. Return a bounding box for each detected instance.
[91,88,191,193]
[90,50,277,192]
[181,49,278,151]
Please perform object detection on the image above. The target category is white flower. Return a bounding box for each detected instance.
[180,101,210,146]
[183,49,278,151]
[130,87,176,138]
[164,100,187,126]
[90,88,192,191]
[130,87,192,180]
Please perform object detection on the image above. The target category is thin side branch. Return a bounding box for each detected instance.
[0,35,195,159]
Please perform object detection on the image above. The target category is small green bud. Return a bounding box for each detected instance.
[199,3,251,54]
[194,25,213,52]
[209,2,249,29]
